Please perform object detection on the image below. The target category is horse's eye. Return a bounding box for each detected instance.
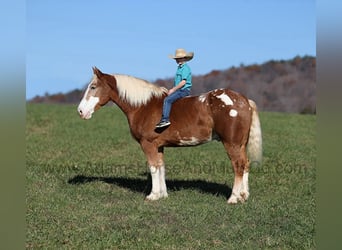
[90,86,96,90]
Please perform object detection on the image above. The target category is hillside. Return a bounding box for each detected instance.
[29,55,316,113]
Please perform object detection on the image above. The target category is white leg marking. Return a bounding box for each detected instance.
[159,166,168,198]
[146,166,161,200]
[227,186,241,204]
[228,175,244,204]
[240,172,249,201]
[227,172,249,204]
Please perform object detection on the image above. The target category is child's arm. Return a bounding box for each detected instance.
[168,80,186,95]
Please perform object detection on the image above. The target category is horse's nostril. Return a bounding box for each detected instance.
[78,109,82,114]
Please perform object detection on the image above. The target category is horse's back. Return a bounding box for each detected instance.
[169,88,252,131]
[155,88,252,146]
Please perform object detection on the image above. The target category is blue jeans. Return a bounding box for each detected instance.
[161,88,190,122]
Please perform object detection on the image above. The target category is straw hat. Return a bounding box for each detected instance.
[168,48,194,61]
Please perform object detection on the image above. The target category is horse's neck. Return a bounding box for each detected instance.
[109,91,134,116]
[112,92,162,128]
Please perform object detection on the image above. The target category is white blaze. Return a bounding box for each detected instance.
[77,85,99,119]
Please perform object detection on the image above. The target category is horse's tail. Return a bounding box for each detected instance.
[247,99,262,166]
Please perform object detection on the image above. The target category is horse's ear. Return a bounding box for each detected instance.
[92,66,103,78]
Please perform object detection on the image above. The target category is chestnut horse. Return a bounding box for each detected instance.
[77,67,262,204]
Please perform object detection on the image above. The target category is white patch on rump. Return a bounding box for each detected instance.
[216,93,233,106]
[229,109,238,117]
[198,94,207,103]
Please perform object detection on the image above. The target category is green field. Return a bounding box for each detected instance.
[26,104,316,249]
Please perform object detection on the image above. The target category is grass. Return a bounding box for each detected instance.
[26,104,316,249]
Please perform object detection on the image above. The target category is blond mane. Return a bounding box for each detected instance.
[114,74,167,107]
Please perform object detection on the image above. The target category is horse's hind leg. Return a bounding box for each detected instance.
[224,143,250,204]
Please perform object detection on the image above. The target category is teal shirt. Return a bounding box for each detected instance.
[174,63,192,90]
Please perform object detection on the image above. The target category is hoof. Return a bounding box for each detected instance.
[145,192,168,201]
[227,192,249,204]
[240,191,249,202]
[160,192,168,199]
[227,195,238,204]
[227,191,249,204]
[145,192,161,201]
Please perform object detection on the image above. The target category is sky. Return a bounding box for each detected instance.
[26,0,316,100]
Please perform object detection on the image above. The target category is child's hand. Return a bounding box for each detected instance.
[168,88,175,95]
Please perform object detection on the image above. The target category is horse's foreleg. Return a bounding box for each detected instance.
[146,164,168,200]
[142,143,168,201]
[146,165,162,200]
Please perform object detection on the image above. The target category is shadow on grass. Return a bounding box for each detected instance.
[68,174,232,199]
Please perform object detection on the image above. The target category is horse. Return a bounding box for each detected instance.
[77,67,262,204]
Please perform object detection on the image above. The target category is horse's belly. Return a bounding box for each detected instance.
[168,128,216,147]
[177,135,211,146]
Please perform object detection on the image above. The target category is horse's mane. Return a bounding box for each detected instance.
[114,74,167,107]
